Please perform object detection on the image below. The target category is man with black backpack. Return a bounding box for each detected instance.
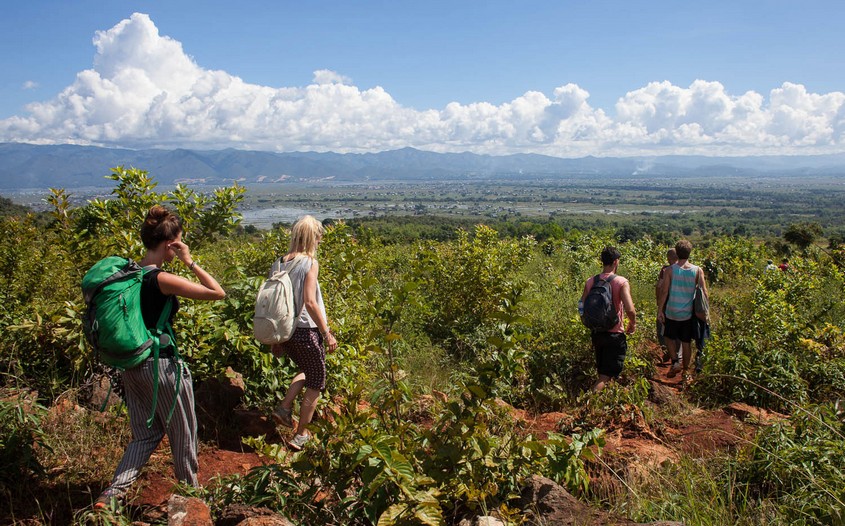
[580,246,637,391]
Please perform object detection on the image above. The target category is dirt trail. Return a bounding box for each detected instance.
[131,349,755,519]
[130,412,277,516]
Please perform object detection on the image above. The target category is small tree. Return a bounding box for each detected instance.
[783,222,823,252]
[48,166,245,265]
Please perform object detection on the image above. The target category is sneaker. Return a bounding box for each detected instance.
[271,406,294,428]
[666,362,681,378]
[93,489,122,510]
[288,433,310,451]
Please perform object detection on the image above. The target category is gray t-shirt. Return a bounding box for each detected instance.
[270,255,327,329]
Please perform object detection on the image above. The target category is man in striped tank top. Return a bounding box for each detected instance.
[657,239,709,384]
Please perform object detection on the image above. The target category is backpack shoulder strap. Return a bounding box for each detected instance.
[132,266,182,429]
[154,295,174,331]
[269,256,283,276]
[146,295,178,429]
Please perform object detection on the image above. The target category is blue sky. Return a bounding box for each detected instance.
[2,1,844,157]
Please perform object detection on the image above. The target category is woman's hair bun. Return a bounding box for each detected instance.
[144,205,168,226]
[140,205,183,249]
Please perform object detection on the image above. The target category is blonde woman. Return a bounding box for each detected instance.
[270,215,338,450]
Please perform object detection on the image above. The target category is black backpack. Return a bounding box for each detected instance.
[581,274,618,332]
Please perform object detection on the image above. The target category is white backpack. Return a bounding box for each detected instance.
[253,257,303,345]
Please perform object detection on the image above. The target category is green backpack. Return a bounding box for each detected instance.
[82,256,181,427]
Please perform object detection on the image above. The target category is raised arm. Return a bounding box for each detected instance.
[156,241,225,300]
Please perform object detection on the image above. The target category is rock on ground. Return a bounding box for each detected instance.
[520,475,684,526]
[218,504,294,526]
[167,495,213,526]
[723,402,787,425]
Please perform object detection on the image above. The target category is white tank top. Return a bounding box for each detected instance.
[271,255,327,329]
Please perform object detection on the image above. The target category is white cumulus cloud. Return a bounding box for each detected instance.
[2,12,845,157]
[22,81,39,90]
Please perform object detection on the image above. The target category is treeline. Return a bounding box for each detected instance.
[340,212,841,251]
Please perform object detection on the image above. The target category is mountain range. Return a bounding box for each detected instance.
[2,142,845,189]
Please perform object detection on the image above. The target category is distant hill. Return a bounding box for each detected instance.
[2,142,845,189]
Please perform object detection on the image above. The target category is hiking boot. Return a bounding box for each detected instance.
[661,351,671,364]
[271,406,294,428]
[666,362,681,378]
[288,433,310,451]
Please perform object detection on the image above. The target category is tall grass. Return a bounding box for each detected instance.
[610,455,784,526]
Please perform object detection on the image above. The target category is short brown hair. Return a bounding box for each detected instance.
[140,205,183,249]
[600,246,621,266]
[675,239,693,260]
[667,248,678,263]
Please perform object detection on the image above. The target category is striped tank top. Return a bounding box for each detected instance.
[665,263,698,321]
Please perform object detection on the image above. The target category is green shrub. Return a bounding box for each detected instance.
[695,255,845,410]
[0,391,50,487]
[738,403,845,525]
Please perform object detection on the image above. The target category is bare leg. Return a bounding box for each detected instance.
[665,338,681,376]
[681,341,693,372]
[280,372,306,411]
[665,338,679,362]
[296,388,321,435]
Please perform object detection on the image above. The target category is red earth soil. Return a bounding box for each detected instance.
[132,344,762,518]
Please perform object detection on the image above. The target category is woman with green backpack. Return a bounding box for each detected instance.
[95,205,225,509]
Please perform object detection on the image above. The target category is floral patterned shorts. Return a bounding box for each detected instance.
[279,327,326,391]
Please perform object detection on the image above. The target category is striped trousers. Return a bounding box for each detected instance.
[108,357,198,494]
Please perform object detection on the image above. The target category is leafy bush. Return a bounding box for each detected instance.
[694,253,845,410]
[738,403,845,525]
[415,225,534,349]
[5,167,245,398]
[230,376,604,525]
[0,391,50,487]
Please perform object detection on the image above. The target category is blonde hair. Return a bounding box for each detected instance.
[288,215,324,257]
